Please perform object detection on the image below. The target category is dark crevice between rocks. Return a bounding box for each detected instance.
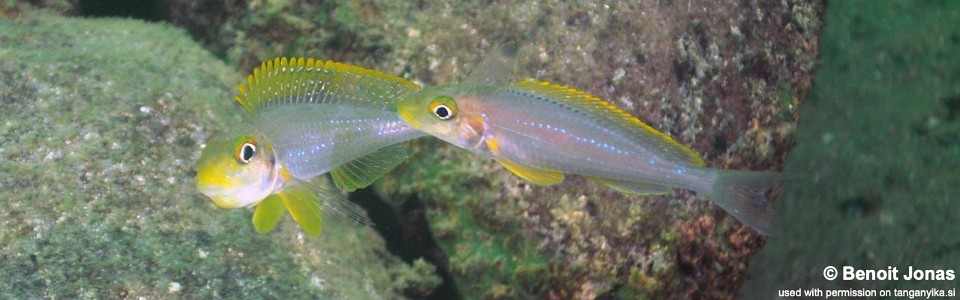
[348,188,461,300]
[70,0,241,62]
[75,0,169,22]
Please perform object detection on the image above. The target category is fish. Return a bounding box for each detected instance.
[196,57,425,235]
[397,45,788,234]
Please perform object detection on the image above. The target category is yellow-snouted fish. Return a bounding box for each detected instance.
[197,57,424,235]
[398,46,788,234]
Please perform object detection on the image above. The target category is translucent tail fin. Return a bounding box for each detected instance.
[705,170,794,235]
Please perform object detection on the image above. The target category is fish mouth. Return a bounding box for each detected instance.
[195,176,252,208]
[196,183,242,208]
[196,175,274,208]
[196,172,239,207]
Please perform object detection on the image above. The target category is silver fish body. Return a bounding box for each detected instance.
[399,79,787,234]
[440,84,713,191]
[255,104,425,180]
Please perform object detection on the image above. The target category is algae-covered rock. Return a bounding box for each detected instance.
[359,1,821,298]
[338,1,820,298]
[150,0,819,298]
[7,0,823,298]
[0,11,437,299]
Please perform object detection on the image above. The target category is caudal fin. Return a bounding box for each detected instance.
[705,170,794,235]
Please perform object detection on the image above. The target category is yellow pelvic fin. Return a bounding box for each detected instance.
[277,184,323,236]
[495,158,564,185]
[252,195,285,233]
[485,136,500,155]
[509,80,705,167]
[586,176,673,195]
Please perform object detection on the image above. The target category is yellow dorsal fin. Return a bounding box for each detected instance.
[252,195,285,233]
[235,57,420,115]
[495,158,565,185]
[509,80,706,167]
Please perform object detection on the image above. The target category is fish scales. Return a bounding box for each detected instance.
[254,104,423,180]
[396,47,788,233]
[462,85,713,191]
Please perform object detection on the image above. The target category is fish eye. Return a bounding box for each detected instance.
[237,142,256,163]
[433,104,452,120]
[429,96,456,120]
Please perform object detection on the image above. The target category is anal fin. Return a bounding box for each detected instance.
[496,158,564,185]
[587,176,673,195]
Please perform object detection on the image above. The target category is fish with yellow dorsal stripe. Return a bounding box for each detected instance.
[397,46,790,234]
[196,57,425,236]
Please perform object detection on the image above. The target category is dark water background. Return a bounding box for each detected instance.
[1,0,956,298]
[743,1,960,297]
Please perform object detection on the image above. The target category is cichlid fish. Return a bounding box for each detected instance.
[196,57,425,235]
[397,46,788,234]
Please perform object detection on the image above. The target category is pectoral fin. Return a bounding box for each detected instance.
[495,158,564,185]
[252,195,285,233]
[277,184,324,236]
[330,144,407,191]
[587,176,673,195]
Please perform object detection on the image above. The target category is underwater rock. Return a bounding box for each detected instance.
[361,1,822,298]
[0,10,438,299]
[7,0,823,298]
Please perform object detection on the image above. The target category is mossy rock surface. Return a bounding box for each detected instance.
[4,0,824,298]
[0,11,437,299]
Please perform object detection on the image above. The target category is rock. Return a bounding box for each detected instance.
[6,0,823,297]
[0,10,437,299]
[350,1,818,298]
[362,1,821,298]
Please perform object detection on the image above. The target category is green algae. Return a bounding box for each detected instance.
[5,0,824,297]
[374,140,550,298]
[361,0,821,297]
[0,10,437,299]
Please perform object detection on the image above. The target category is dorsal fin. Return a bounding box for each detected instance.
[235,57,421,115]
[464,42,519,86]
[509,80,706,167]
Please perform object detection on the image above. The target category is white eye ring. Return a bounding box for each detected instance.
[239,143,256,163]
[433,104,453,120]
